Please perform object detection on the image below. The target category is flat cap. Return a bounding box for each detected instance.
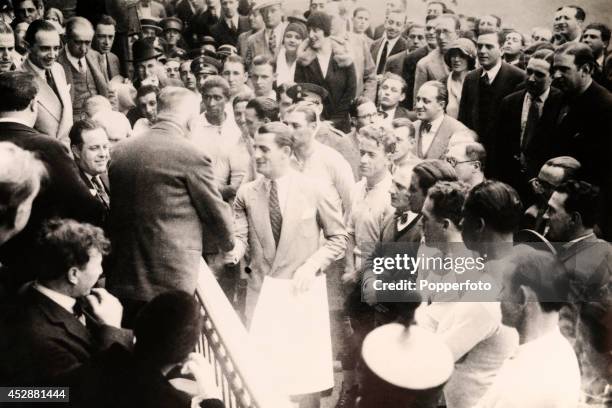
[252,0,282,11]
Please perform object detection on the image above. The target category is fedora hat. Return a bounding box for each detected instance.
[252,0,282,11]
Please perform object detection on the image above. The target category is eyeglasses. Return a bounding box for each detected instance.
[444,156,479,168]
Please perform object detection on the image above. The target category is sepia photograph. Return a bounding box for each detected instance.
[0,0,610,407]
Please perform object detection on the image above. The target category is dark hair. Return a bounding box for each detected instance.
[136,84,160,100]
[246,96,279,122]
[584,22,611,44]
[250,54,275,71]
[201,75,230,99]
[307,11,332,37]
[529,49,554,67]
[232,90,253,108]
[554,180,600,228]
[427,1,447,13]
[69,119,102,147]
[0,71,38,112]
[463,180,523,234]
[412,160,457,193]
[37,218,110,282]
[353,6,370,18]
[427,180,469,227]
[555,42,595,71]
[13,0,44,8]
[556,5,586,22]
[381,72,407,95]
[134,290,203,367]
[503,29,525,46]
[349,95,373,118]
[508,246,570,312]
[478,30,505,47]
[97,14,117,28]
[24,19,58,48]
[258,121,294,150]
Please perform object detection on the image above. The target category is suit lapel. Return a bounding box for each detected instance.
[372,38,382,60]
[86,53,109,97]
[270,173,302,271]
[25,60,62,121]
[426,116,452,159]
[252,180,276,263]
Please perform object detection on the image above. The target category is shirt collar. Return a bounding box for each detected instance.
[426,114,444,132]
[482,59,502,83]
[33,282,77,314]
[0,117,31,127]
[383,34,400,48]
[226,15,239,28]
[28,58,47,78]
[66,48,86,72]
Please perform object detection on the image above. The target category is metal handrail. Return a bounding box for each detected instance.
[194,259,293,408]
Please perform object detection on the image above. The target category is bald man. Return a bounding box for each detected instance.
[57,17,109,121]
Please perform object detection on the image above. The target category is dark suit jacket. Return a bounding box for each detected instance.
[78,169,110,222]
[57,49,110,102]
[554,80,612,240]
[0,122,105,292]
[393,106,416,121]
[495,87,564,191]
[96,50,121,80]
[384,46,429,110]
[370,36,407,67]
[67,343,224,408]
[457,62,526,169]
[295,52,357,133]
[210,16,250,48]
[107,121,234,302]
[0,286,132,385]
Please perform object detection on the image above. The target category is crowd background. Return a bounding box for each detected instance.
[0,0,610,407]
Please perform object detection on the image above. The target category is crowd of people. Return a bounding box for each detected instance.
[0,0,611,407]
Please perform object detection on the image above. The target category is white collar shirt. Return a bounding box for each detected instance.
[420,114,444,156]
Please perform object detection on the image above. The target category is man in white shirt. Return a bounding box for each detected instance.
[475,248,580,408]
[414,80,467,159]
[371,9,407,76]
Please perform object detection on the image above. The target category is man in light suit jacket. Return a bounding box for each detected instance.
[244,0,286,67]
[21,20,73,149]
[414,81,468,159]
[107,87,234,326]
[413,14,459,105]
[58,17,109,121]
[93,14,122,80]
[227,121,347,406]
[458,32,526,171]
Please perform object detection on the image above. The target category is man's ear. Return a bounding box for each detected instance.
[442,218,451,230]
[67,266,80,285]
[570,210,583,227]
[399,92,406,102]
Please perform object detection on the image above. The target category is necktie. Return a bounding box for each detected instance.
[45,69,61,100]
[268,180,282,247]
[106,54,112,79]
[481,73,491,86]
[421,121,432,134]
[229,19,236,32]
[521,96,540,149]
[377,40,389,75]
[92,176,110,209]
[268,30,277,55]
[78,59,83,73]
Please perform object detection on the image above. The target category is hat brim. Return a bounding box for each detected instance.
[129,51,163,63]
[253,0,282,11]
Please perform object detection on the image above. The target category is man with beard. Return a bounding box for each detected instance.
[552,5,585,46]
[496,49,564,195]
[552,42,612,240]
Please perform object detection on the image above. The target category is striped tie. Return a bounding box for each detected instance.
[269,180,282,247]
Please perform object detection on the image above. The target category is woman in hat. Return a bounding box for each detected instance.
[295,11,357,133]
[276,21,307,87]
[444,38,477,119]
